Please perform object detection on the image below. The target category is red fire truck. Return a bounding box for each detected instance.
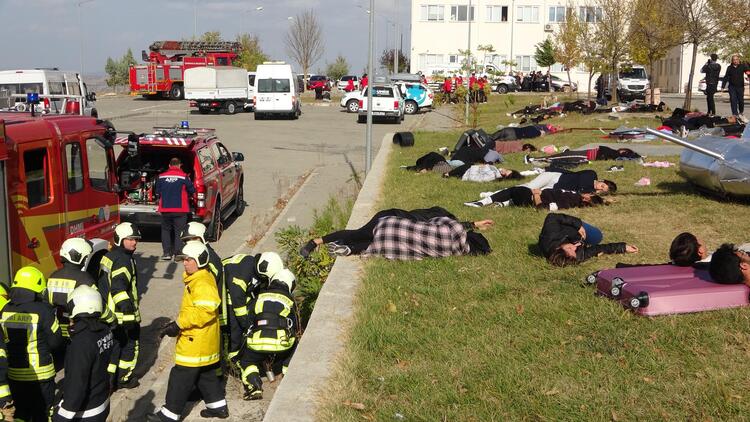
[0,113,120,282]
[129,40,240,100]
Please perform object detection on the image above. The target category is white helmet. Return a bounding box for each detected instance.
[113,222,141,246]
[256,252,283,280]
[60,237,93,265]
[68,285,103,318]
[182,240,210,268]
[180,221,208,244]
[270,268,296,293]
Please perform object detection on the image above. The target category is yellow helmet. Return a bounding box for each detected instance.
[12,266,47,293]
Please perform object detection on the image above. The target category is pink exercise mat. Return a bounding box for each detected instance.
[588,265,750,316]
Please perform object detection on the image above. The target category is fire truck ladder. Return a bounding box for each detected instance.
[149,41,241,55]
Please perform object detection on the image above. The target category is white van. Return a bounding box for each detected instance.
[0,69,97,116]
[247,71,256,110]
[254,62,301,120]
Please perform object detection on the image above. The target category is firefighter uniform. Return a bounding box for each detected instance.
[150,242,228,422]
[47,262,96,339]
[240,269,298,400]
[0,284,8,407]
[98,245,140,387]
[221,254,262,361]
[1,266,64,422]
[53,286,113,422]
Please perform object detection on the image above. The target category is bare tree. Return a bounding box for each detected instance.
[629,0,682,104]
[666,0,720,110]
[596,0,632,104]
[285,10,325,78]
[577,6,606,101]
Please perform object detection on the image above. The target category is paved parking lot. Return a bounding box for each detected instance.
[95,95,425,420]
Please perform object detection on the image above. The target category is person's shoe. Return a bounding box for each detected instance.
[117,378,140,390]
[479,191,495,199]
[607,165,624,172]
[299,240,317,258]
[200,407,230,418]
[160,254,173,261]
[523,154,533,164]
[464,200,484,208]
[243,385,264,400]
[326,242,342,254]
[173,254,187,262]
[330,244,352,256]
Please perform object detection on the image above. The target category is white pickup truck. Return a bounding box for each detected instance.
[357,84,405,124]
[185,66,251,115]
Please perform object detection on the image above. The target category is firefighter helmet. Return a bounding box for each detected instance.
[180,221,208,244]
[182,240,210,268]
[60,237,94,266]
[270,268,296,293]
[114,222,141,246]
[69,285,103,318]
[12,266,46,293]
[256,252,283,279]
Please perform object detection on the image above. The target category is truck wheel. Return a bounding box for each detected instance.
[207,199,222,241]
[199,107,210,114]
[496,84,508,94]
[404,100,418,115]
[226,102,237,115]
[233,183,245,217]
[346,99,360,113]
[169,84,184,100]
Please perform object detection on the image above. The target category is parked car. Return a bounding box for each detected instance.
[491,75,521,94]
[550,75,578,92]
[340,90,362,113]
[307,75,331,91]
[616,66,649,101]
[394,82,434,114]
[337,75,360,91]
[254,62,302,120]
[115,126,245,241]
[357,84,404,124]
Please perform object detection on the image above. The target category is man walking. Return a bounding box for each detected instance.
[722,54,750,122]
[156,157,195,261]
[702,53,721,116]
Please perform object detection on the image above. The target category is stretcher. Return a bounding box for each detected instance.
[586,265,750,316]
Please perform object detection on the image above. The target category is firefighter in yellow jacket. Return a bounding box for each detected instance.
[147,241,229,422]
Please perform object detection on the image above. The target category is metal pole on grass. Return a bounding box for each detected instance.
[394,23,399,74]
[366,0,375,174]
[464,0,472,125]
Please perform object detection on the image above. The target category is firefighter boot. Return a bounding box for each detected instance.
[200,407,229,419]
[243,373,263,400]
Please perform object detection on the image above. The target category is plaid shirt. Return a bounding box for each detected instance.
[363,216,470,260]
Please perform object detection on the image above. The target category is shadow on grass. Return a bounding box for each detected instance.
[527,243,544,258]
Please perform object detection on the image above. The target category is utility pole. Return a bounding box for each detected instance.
[366,0,375,173]
[77,0,95,78]
[465,0,472,125]
[394,23,399,74]
[509,0,515,73]
[193,0,197,39]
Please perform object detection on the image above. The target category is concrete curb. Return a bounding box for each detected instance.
[262,132,394,422]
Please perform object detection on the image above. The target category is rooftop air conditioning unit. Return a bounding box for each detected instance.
[544,24,554,32]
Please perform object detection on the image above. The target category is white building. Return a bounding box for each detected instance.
[410,0,711,94]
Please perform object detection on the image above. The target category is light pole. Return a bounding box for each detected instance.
[366,0,375,174]
[193,0,197,39]
[465,0,472,125]
[394,22,399,74]
[509,0,516,73]
[245,6,263,33]
[77,0,95,78]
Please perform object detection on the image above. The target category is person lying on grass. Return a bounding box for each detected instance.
[405,151,527,182]
[464,169,616,207]
[299,207,493,259]
[538,213,638,266]
[614,232,710,269]
[491,124,562,141]
[709,243,750,285]
[466,186,607,210]
[524,145,642,166]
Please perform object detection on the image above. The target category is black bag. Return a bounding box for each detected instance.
[452,129,492,152]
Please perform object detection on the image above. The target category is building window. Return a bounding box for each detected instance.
[515,55,538,72]
[450,5,475,21]
[420,5,445,21]
[448,55,459,64]
[548,6,566,23]
[419,54,444,69]
[485,54,508,70]
[551,64,566,72]
[578,6,602,23]
[24,148,51,208]
[486,5,508,22]
[516,6,539,23]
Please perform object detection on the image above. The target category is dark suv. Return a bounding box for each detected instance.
[114,126,244,241]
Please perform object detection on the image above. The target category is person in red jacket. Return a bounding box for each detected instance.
[468,73,477,102]
[344,78,355,92]
[361,73,369,90]
[477,76,487,103]
[156,157,196,261]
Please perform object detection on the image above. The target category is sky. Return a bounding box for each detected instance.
[0,0,411,77]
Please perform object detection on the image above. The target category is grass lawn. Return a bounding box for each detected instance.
[318,94,750,421]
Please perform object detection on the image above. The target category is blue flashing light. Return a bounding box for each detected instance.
[26,93,39,104]
[180,120,189,128]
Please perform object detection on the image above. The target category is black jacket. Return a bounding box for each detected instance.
[575,242,627,262]
[553,169,598,193]
[722,63,749,89]
[98,246,140,326]
[1,288,63,381]
[223,253,261,353]
[538,213,584,257]
[54,318,112,421]
[206,244,226,327]
[540,189,584,210]
[0,336,9,402]
[701,60,721,86]
[47,263,96,338]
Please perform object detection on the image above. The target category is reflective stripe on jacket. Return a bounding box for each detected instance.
[98,247,140,325]
[247,289,297,353]
[175,269,221,367]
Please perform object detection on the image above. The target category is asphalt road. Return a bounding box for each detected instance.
[94,95,422,420]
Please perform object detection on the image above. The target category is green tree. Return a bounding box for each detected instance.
[104,49,138,92]
[200,31,222,43]
[235,33,269,71]
[707,0,750,59]
[104,57,120,89]
[379,49,410,73]
[596,0,632,103]
[554,6,583,98]
[477,44,496,67]
[629,0,682,104]
[326,55,350,81]
[534,38,556,91]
